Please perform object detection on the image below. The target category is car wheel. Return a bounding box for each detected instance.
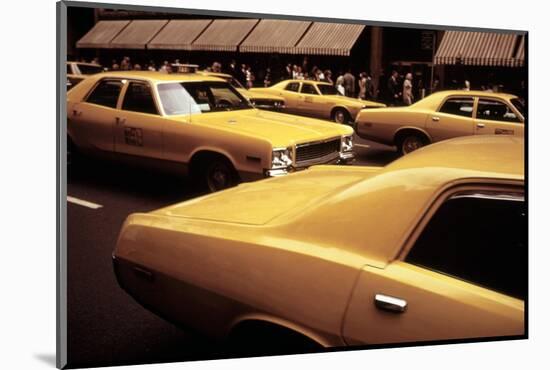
[203,158,238,193]
[332,108,350,124]
[228,321,322,356]
[400,134,426,155]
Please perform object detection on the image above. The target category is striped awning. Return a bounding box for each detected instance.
[109,20,168,49]
[434,31,522,67]
[514,35,525,67]
[148,19,212,50]
[191,19,259,52]
[240,19,311,53]
[292,22,365,56]
[76,20,130,48]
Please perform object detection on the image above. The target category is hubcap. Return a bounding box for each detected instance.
[402,136,423,154]
[207,164,230,191]
[334,111,346,123]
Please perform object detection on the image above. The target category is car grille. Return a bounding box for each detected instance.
[295,138,341,166]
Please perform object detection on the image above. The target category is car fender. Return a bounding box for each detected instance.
[189,146,239,170]
[331,105,353,118]
[393,126,433,145]
[227,312,339,347]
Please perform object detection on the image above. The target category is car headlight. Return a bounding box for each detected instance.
[341,135,353,152]
[271,147,293,169]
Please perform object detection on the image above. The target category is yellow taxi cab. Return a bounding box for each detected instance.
[199,71,286,111]
[113,135,525,353]
[66,61,103,90]
[251,79,385,124]
[67,71,354,192]
[355,90,525,155]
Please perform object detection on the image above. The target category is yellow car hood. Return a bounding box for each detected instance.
[183,109,352,147]
[154,166,378,225]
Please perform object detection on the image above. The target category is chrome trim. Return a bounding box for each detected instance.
[374,294,407,313]
[295,136,341,167]
[450,192,524,202]
[295,151,340,168]
[295,136,341,149]
[265,168,289,177]
[339,152,355,162]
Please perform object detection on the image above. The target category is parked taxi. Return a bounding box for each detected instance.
[251,80,385,124]
[355,90,525,155]
[113,135,525,353]
[67,71,354,192]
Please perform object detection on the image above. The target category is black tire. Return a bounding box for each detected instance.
[332,108,351,124]
[228,322,322,356]
[200,157,238,193]
[398,134,427,155]
[67,136,79,169]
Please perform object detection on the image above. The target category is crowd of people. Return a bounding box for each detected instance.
[80,55,514,106]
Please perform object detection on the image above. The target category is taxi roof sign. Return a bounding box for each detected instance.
[171,63,199,73]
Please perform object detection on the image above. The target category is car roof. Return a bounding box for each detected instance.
[67,61,102,67]
[276,79,332,86]
[385,135,524,177]
[289,135,524,267]
[199,71,232,79]
[425,89,518,100]
[410,89,520,111]
[96,71,225,83]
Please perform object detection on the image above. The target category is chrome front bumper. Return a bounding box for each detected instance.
[265,151,355,177]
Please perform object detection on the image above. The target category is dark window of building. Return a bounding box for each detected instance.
[122,82,158,115]
[86,79,123,109]
[477,99,521,123]
[405,192,526,300]
[285,82,300,92]
[439,97,474,117]
[301,83,319,95]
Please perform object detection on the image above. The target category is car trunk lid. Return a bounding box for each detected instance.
[153,166,380,225]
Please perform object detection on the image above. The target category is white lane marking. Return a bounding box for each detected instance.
[67,196,103,209]
[354,143,371,149]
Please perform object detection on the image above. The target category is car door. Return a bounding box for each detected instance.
[114,80,164,159]
[342,187,525,345]
[69,78,124,152]
[474,98,524,137]
[426,96,475,142]
[298,82,322,117]
[280,82,301,114]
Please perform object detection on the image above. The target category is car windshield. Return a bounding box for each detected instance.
[157,81,252,115]
[229,77,245,89]
[77,64,103,75]
[511,98,525,117]
[317,84,342,96]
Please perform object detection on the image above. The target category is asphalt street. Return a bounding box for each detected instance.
[66,136,398,368]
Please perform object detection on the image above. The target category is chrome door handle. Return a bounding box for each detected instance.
[431,116,440,122]
[477,122,485,128]
[374,294,407,313]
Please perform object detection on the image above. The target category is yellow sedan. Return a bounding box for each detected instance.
[251,80,385,124]
[67,71,354,192]
[113,135,525,354]
[355,90,525,155]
